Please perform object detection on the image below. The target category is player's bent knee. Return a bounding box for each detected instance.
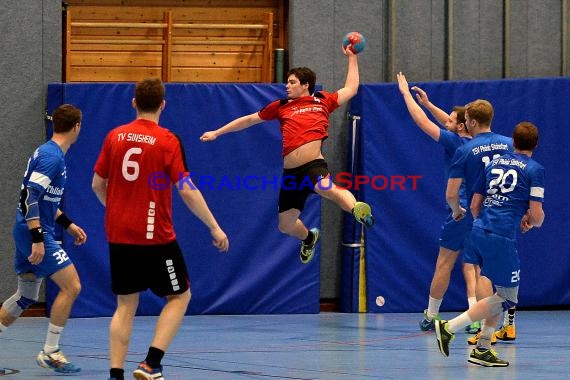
[59,280,82,299]
[70,281,82,297]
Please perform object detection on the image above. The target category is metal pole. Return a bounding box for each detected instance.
[388,0,397,82]
[503,0,511,78]
[275,48,285,83]
[563,0,568,76]
[446,0,454,80]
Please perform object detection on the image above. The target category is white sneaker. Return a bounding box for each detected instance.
[36,349,81,373]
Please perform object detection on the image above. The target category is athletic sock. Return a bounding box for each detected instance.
[44,322,64,353]
[427,296,442,320]
[145,346,165,369]
[507,308,516,326]
[477,325,495,349]
[110,368,124,380]
[0,322,7,333]
[467,296,477,309]
[447,311,473,333]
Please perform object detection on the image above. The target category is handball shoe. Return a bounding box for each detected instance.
[468,347,509,367]
[133,361,164,380]
[353,202,374,227]
[36,349,81,373]
[495,325,516,341]
[300,228,320,264]
[465,321,481,334]
[419,309,440,331]
[435,320,455,357]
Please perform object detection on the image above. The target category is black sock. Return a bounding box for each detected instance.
[110,368,124,380]
[145,346,165,369]
[507,308,516,325]
[303,231,314,244]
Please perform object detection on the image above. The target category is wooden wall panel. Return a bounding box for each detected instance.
[65,0,286,82]
[69,67,162,81]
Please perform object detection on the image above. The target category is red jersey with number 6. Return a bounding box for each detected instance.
[258,91,339,157]
[94,119,190,244]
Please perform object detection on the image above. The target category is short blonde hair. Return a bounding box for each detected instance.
[465,99,493,126]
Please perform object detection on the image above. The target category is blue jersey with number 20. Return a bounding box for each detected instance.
[473,152,545,239]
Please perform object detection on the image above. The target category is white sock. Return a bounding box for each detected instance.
[505,308,516,326]
[0,322,7,333]
[427,296,442,319]
[467,296,477,309]
[502,311,509,326]
[447,311,473,333]
[44,323,64,353]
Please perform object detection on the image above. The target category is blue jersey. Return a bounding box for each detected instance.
[16,140,66,236]
[473,152,545,239]
[448,132,513,202]
[439,129,470,207]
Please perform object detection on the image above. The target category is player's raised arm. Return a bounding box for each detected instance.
[200,112,263,142]
[336,46,359,106]
[397,72,441,141]
[411,86,450,126]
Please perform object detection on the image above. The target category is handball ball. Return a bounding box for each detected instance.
[343,32,366,54]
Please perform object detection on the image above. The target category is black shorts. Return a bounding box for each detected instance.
[109,240,190,297]
[279,159,330,213]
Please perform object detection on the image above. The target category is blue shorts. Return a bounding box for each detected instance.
[439,212,473,251]
[465,227,520,287]
[13,224,73,278]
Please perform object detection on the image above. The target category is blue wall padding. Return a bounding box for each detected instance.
[349,78,570,313]
[46,83,320,317]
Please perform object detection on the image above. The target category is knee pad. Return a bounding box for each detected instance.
[496,285,518,311]
[486,286,518,315]
[3,277,42,318]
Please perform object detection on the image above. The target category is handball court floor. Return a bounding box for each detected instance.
[1,310,569,379]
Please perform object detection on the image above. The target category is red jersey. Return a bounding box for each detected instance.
[258,91,339,156]
[94,119,189,244]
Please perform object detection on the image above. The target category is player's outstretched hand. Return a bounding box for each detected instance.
[67,223,87,246]
[342,45,356,57]
[200,131,218,142]
[211,226,229,252]
[396,72,410,95]
[411,85,429,106]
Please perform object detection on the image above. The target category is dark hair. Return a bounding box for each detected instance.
[513,121,539,151]
[452,106,466,125]
[135,78,164,112]
[52,104,82,133]
[286,67,316,95]
[465,99,494,126]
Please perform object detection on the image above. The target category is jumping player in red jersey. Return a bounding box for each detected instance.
[200,46,374,265]
[92,78,229,380]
